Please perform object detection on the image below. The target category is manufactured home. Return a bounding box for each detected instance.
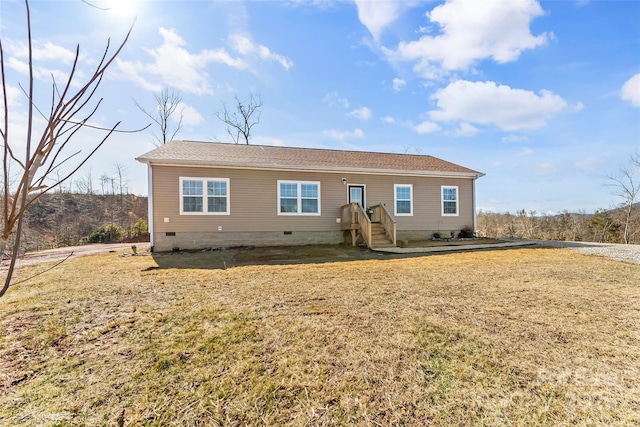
[136,141,484,252]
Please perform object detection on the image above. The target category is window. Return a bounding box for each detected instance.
[182,179,203,213]
[442,185,458,216]
[207,180,228,213]
[180,177,229,214]
[278,181,320,215]
[394,184,413,216]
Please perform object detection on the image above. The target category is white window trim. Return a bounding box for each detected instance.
[179,177,230,215]
[441,185,459,217]
[277,180,321,216]
[394,184,413,216]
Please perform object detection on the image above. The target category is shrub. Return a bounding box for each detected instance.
[129,218,149,237]
[458,226,475,239]
[83,224,125,243]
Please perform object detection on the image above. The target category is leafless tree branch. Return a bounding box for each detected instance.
[606,153,640,244]
[1,0,138,297]
[215,93,262,144]
[135,87,183,146]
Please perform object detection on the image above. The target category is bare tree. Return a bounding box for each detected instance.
[607,152,640,244]
[100,172,110,195]
[0,0,141,297]
[113,162,128,196]
[135,87,183,146]
[75,168,94,194]
[215,93,262,144]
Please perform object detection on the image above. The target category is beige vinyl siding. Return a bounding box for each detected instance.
[396,177,474,231]
[151,165,474,235]
[153,166,344,233]
[338,174,474,232]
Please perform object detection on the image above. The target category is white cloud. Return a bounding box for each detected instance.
[354,0,415,41]
[323,128,365,140]
[384,0,550,78]
[392,77,406,92]
[322,92,350,108]
[229,34,294,70]
[175,102,204,126]
[536,161,558,176]
[288,0,337,9]
[519,148,534,156]
[35,41,78,63]
[4,37,81,85]
[7,57,76,85]
[116,27,248,95]
[382,116,396,124]
[1,84,31,152]
[429,80,573,131]
[348,106,372,120]
[413,121,441,134]
[115,58,163,92]
[4,84,23,107]
[621,73,640,107]
[4,39,77,64]
[454,122,478,137]
[574,156,605,172]
[323,94,371,121]
[501,134,528,143]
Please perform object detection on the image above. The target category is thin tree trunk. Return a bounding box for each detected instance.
[0,209,26,297]
[1,0,33,297]
[624,206,632,244]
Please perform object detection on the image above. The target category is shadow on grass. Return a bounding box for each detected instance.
[149,241,530,271]
[150,245,391,271]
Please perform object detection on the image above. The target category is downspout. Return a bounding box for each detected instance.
[472,175,477,232]
[146,161,154,252]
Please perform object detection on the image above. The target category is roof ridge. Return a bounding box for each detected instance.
[172,139,438,159]
[137,140,484,177]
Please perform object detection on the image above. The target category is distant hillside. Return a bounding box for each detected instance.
[477,204,640,244]
[7,193,149,253]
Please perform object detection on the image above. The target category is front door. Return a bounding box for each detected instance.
[348,185,365,208]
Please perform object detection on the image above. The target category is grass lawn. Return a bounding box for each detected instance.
[0,247,639,426]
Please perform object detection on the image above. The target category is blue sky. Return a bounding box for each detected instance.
[1,0,639,214]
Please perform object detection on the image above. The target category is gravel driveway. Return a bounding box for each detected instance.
[534,240,640,265]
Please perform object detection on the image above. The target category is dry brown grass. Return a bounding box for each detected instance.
[0,247,639,426]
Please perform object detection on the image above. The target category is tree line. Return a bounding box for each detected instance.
[477,207,638,244]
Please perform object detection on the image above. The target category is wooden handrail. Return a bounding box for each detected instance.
[341,202,397,247]
[340,203,372,247]
[377,203,397,246]
[354,203,372,247]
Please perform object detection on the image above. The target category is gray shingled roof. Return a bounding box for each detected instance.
[136,140,484,178]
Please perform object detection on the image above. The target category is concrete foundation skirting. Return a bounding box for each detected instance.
[153,231,344,252]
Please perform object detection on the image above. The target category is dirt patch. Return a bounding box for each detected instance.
[231,244,382,264]
[149,240,521,271]
[0,243,143,272]
[150,245,388,270]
